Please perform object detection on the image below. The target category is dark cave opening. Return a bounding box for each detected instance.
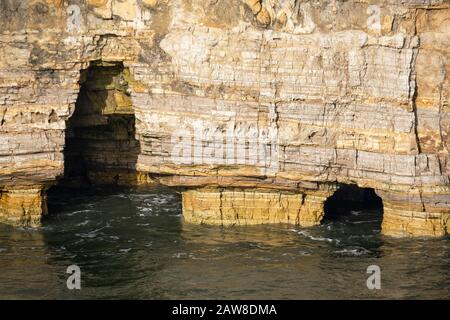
[52,61,140,191]
[323,184,383,223]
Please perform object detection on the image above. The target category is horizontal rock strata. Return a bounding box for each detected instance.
[183,188,332,227]
[0,0,448,237]
[0,187,47,227]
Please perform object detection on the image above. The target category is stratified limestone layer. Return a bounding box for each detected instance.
[184,187,450,237]
[0,187,47,227]
[182,188,331,227]
[382,208,449,237]
[379,188,450,237]
[0,0,448,237]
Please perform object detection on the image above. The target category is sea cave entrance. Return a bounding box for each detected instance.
[52,60,140,192]
[323,184,384,230]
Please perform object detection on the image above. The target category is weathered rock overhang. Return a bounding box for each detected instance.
[0,0,448,237]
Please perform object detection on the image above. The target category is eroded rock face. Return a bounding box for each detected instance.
[61,61,141,187]
[0,0,448,236]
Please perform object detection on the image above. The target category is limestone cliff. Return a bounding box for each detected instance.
[0,0,449,237]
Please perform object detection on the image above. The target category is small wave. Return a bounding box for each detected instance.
[148,196,170,204]
[348,220,380,225]
[113,194,129,199]
[248,243,266,249]
[129,194,148,199]
[75,225,108,238]
[66,209,97,217]
[350,210,362,216]
[171,213,182,217]
[291,229,339,244]
[75,232,103,239]
[334,247,371,256]
[172,252,195,259]
[75,233,96,238]
[119,248,131,253]
[76,220,90,227]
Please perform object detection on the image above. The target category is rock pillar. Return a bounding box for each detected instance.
[182,188,331,227]
[379,188,450,237]
[0,187,47,227]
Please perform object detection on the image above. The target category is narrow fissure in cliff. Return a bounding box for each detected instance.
[51,61,140,191]
[323,185,383,229]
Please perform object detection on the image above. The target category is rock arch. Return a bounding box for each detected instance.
[323,184,383,227]
[50,60,142,192]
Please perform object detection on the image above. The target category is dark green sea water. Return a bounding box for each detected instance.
[0,186,448,299]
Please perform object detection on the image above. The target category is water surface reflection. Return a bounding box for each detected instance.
[0,187,448,299]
